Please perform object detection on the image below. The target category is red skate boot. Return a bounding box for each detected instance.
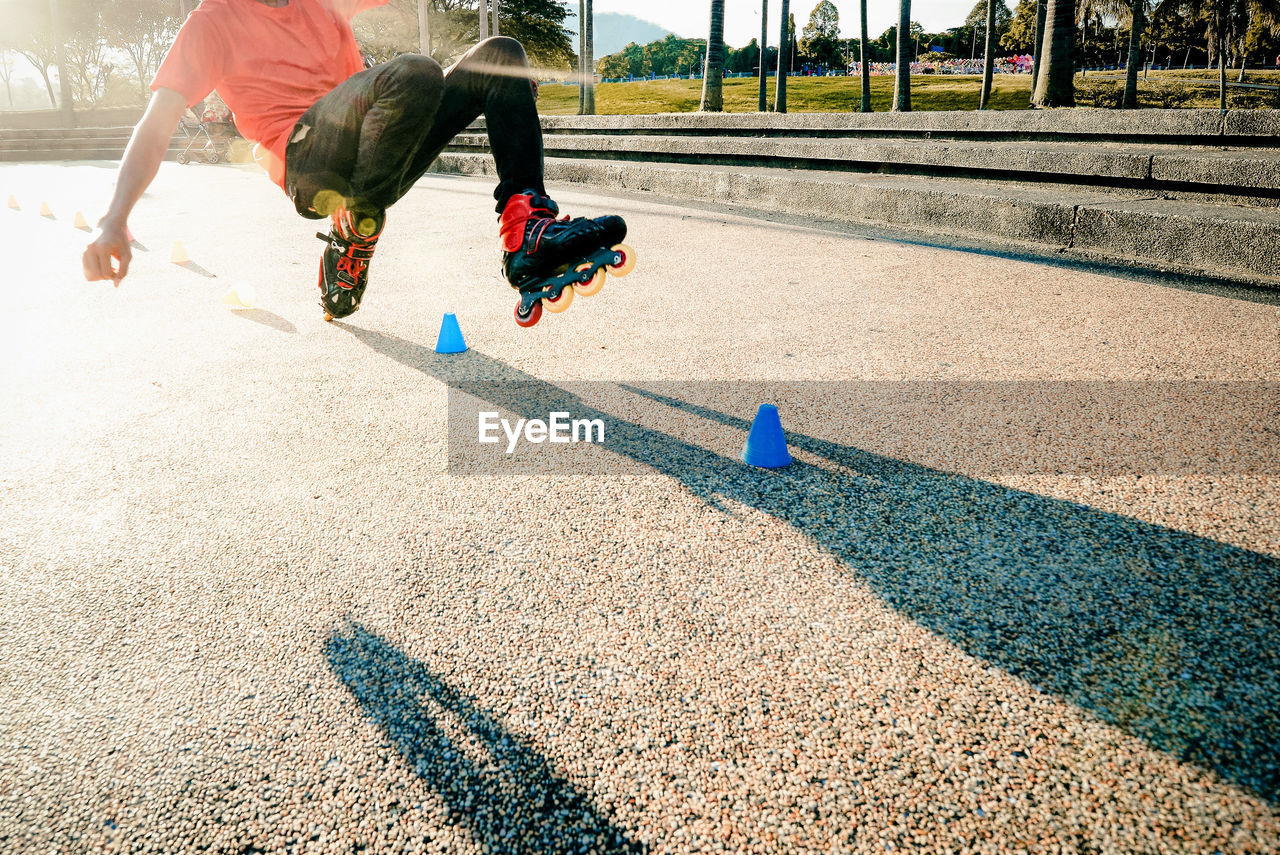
[499,191,635,328]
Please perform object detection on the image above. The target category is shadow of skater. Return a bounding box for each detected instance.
[339,322,1280,804]
[326,623,648,854]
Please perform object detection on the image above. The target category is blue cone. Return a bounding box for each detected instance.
[741,404,792,468]
[434,312,468,354]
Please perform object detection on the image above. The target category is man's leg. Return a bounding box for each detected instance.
[399,37,546,212]
[286,54,446,319]
[285,53,445,226]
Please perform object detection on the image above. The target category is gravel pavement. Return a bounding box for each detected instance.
[1,161,1278,853]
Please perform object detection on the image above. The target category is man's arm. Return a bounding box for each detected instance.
[82,87,187,284]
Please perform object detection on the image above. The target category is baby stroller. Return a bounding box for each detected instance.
[175,106,238,164]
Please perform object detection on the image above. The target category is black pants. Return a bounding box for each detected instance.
[284,37,545,220]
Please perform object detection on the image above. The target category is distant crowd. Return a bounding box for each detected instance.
[851,56,1035,75]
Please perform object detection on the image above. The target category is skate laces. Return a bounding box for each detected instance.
[317,209,379,290]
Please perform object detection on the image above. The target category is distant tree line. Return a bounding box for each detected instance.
[0,0,181,109]
[599,0,1280,102]
[0,0,575,112]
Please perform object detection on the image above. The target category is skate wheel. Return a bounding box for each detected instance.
[576,267,606,297]
[544,285,574,313]
[607,244,636,277]
[515,299,542,328]
[324,312,334,322]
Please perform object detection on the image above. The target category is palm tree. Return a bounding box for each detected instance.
[860,0,871,112]
[577,0,584,113]
[1031,0,1074,107]
[1031,0,1047,103]
[577,0,595,115]
[979,0,996,108]
[584,0,594,114]
[775,0,789,112]
[893,0,911,111]
[1121,0,1148,108]
[758,0,768,112]
[700,1,725,111]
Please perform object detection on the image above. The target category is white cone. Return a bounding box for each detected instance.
[221,283,257,310]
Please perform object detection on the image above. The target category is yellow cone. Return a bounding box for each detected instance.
[39,201,52,217]
[73,211,89,230]
[170,240,189,264]
[221,283,257,310]
[6,195,17,210]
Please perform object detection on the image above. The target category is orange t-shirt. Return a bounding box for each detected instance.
[151,0,389,188]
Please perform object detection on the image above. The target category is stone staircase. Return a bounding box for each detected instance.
[434,110,1280,289]
[0,126,214,162]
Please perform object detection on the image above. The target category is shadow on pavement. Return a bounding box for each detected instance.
[176,259,216,278]
[325,622,649,854]
[235,308,297,334]
[343,323,1280,804]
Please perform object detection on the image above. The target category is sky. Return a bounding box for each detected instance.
[591,1,988,47]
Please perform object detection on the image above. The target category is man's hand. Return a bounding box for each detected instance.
[81,87,186,285]
[83,219,132,285]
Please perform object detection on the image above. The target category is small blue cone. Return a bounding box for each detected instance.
[434,312,468,354]
[741,404,792,468]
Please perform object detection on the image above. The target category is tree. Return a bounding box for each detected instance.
[1121,0,1150,108]
[355,3,419,63]
[800,1,843,68]
[758,0,768,111]
[894,0,911,111]
[980,0,997,108]
[1032,0,1047,99]
[490,0,573,68]
[1031,0,1074,107]
[1002,0,1038,51]
[860,0,871,111]
[578,0,594,114]
[1170,0,1280,106]
[700,1,725,111]
[0,49,15,108]
[104,1,181,101]
[965,0,1014,47]
[61,0,114,107]
[362,1,569,68]
[6,0,58,106]
[775,0,790,111]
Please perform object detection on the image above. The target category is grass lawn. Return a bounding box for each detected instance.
[535,69,1280,115]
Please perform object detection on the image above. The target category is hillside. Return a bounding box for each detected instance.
[562,11,674,57]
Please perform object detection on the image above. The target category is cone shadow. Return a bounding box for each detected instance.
[233,308,296,334]
[176,260,216,278]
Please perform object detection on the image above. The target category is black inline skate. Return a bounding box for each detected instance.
[316,207,384,321]
[499,191,635,327]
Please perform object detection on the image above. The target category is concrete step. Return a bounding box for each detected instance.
[0,126,202,163]
[0,126,136,141]
[451,132,1280,198]
[474,109,1280,143]
[431,152,1280,288]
